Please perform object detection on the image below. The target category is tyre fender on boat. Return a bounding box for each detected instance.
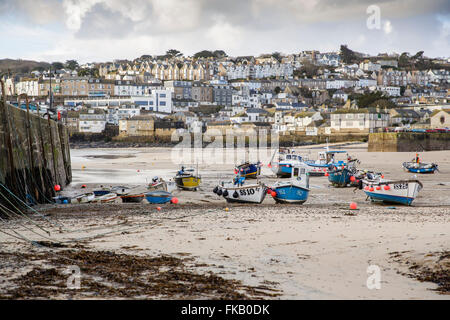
[233,191,239,198]
[222,190,229,197]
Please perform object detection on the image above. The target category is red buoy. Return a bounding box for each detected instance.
[171,197,179,204]
[384,185,390,191]
[325,172,329,177]
[266,189,272,194]
[157,207,162,211]
[81,184,87,189]
[369,187,375,192]
[271,191,277,197]
[364,186,370,191]
[54,185,61,192]
[350,176,356,182]
[350,202,358,210]
[376,186,381,190]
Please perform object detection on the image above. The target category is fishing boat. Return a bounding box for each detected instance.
[269,149,305,178]
[270,164,310,204]
[174,166,201,191]
[235,162,261,179]
[362,178,423,206]
[70,193,95,204]
[110,186,130,196]
[145,190,173,204]
[93,186,111,197]
[120,194,145,203]
[91,193,117,203]
[147,177,177,193]
[214,176,267,204]
[403,154,438,174]
[327,158,359,187]
[305,150,348,176]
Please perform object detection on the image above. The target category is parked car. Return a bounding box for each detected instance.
[426,129,438,133]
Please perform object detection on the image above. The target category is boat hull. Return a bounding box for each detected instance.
[71,193,95,204]
[272,185,309,204]
[236,163,260,179]
[328,168,352,187]
[363,180,422,206]
[220,184,267,204]
[145,191,173,204]
[403,162,438,174]
[175,176,201,190]
[121,194,145,203]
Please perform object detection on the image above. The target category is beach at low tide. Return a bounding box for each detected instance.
[0,143,449,299]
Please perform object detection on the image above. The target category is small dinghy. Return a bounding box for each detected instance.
[145,190,173,204]
[148,177,177,193]
[270,164,310,204]
[93,186,111,197]
[121,194,145,203]
[110,186,130,196]
[403,154,438,174]
[214,176,267,204]
[91,193,117,203]
[362,178,423,206]
[175,166,201,191]
[70,193,95,204]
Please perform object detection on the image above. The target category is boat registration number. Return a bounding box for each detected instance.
[239,188,259,196]
[393,183,408,190]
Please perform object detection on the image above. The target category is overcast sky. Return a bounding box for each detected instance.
[0,0,449,63]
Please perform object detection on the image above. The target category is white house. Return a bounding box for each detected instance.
[15,79,39,96]
[376,86,401,97]
[330,108,389,132]
[79,109,107,133]
[131,89,172,113]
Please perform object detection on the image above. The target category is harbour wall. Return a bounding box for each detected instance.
[368,132,450,152]
[0,98,72,210]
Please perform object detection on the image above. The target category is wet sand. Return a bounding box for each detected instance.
[0,143,449,299]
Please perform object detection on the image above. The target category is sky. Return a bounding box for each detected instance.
[0,0,449,64]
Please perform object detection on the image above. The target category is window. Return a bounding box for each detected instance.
[160,93,166,98]
[441,116,445,124]
[160,102,166,106]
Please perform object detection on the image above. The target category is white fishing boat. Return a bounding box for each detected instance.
[110,186,130,196]
[362,178,423,206]
[91,193,118,203]
[70,192,95,204]
[148,177,177,193]
[214,179,267,204]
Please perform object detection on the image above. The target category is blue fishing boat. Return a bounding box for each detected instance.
[327,158,359,187]
[269,149,304,178]
[270,164,310,204]
[402,154,438,174]
[304,150,347,176]
[145,191,173,204]
[93,189,110,197]
[235,162,261,179]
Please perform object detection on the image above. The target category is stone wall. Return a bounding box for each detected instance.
[0,100,72,208]
[368,132,450,152]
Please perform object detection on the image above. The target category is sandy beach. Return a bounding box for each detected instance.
[0,142,449,299]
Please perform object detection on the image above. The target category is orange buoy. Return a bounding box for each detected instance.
[271,191,277,197]
[350,176,356,182]
[157,207,162,211]
[325,172,329,177]
[350,202,358,210]
[381,175,385,179]
[369,187,375,192]
[376,186,381,190]
[384,185,390,191]
[54,185,61,192]
[171,197,179,204]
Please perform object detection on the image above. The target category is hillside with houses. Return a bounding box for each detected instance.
[1,46,449,142]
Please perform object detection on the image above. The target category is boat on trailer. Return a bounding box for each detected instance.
[362,178,423,206]
[270,164,310,204]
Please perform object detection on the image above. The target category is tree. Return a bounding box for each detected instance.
[398,52,410,68]
[193,50,216,59]
[213,50,227,58]
[274,86,282,94]
[339,45,358,64]
[271,52,282,63]
[166,49,182,58]
[51,62,64,70]
[65,60,79,70]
